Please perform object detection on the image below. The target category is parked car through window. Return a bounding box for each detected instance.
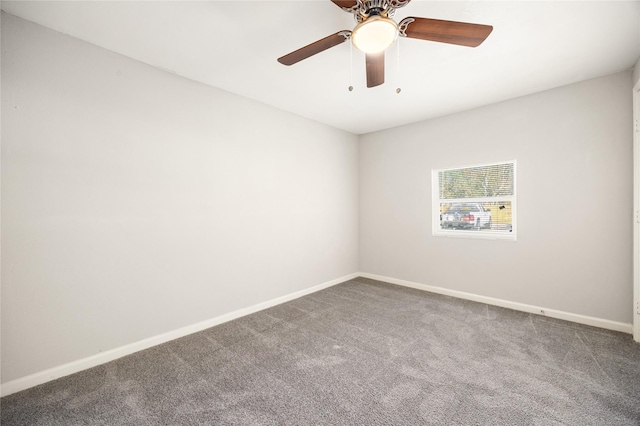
[440,203,492,230]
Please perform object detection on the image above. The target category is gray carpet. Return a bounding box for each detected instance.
[2,277,639,425]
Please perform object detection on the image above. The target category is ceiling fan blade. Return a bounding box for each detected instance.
[366,52,384,88]
[278,31,351,66]
[330,0,358,11]
[399,17,493,47]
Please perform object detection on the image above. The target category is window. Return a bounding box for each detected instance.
[432,160,516,240]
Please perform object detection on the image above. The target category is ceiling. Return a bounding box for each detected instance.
[2,0,639,135]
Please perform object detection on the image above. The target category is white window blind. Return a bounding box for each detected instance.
[432,160,516,240]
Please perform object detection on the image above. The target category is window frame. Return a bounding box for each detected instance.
[432,160,517,241]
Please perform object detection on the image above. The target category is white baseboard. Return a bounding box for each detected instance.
[4,271,630,397]
[359,272,633,335]
[0,272,359,397]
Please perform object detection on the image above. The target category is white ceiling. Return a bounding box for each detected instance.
[2,0,640,135]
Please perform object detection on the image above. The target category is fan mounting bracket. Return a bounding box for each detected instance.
[398,17,415,38]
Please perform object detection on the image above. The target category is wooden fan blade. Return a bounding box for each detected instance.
[278,31,351,66]
[366,52,384,88]
[400,17,493,47]
[331,0,358,11]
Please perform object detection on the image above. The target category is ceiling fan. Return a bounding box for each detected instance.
[277,0,493,88]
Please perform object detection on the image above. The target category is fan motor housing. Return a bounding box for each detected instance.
[352,0,413,22]
[355,0,393,22]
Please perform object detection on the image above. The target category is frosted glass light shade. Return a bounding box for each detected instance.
[352,15,398,54]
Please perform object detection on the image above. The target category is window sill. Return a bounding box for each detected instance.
[433,230,517,241]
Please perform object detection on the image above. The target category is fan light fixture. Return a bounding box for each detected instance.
[277,1,494,88]
[351,15,398,54]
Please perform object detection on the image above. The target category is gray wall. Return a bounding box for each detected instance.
[634,57,640,87]
[1,14,359,383]
[359,71,634,324]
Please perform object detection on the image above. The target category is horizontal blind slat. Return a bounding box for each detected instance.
[439,162,514,199]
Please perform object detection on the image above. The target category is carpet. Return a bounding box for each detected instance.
[2,277,639,425]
